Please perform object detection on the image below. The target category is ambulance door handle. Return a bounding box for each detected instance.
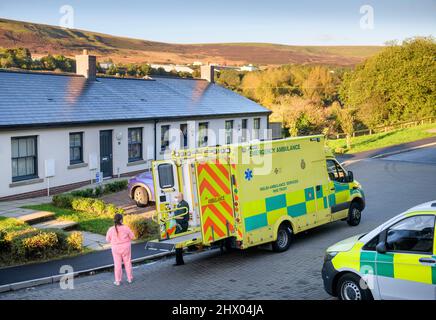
[419,258,436,266]
[330,187,335,191]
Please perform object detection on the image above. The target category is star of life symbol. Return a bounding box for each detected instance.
[245,168,253,181]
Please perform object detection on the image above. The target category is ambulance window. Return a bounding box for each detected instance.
[326,160,346,182]
[363,235,379,251]
[158,163,174,189]
[386,215,435,254]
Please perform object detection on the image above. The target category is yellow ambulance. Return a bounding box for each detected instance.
[322,201,436,300]
[148,135,365,263]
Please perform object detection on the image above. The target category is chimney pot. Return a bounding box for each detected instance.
[75,50,96,81]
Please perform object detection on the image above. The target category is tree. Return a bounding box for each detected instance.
[340,37,436,126]
[333,102,355,150]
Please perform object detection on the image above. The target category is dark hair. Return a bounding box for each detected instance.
[114,213,123,234]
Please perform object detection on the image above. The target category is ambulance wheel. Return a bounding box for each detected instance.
[134,187,149,207]
[337,273,373,301]
[272,224,293,252]
[347,202,361,226]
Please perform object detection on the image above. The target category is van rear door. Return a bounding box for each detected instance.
[152,160,180,238]
[195,160,236,245]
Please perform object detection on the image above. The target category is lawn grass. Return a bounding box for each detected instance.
[327,123,436,154]
[22,204,113,235]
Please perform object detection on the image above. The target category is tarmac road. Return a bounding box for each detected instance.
[2,146,436,300]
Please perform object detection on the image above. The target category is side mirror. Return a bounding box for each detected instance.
[347,171,354,183]
[376,242,387,254]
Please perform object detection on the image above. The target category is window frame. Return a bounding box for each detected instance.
[160,125,170,152]
[241,119,248,142]
[69,132,84,165]
[180,123,188,149]
[225,120,233,145]
[11,135,38,182]
[253,118,261,139]
[381,214,435,255]
[128,127,143,162]
[198,122,209,147]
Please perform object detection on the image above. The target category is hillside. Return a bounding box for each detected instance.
[0,18,382,66]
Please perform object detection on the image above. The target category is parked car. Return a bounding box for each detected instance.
[128,171,155,207]
[322,200,436,300]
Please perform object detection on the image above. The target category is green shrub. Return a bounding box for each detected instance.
[21,231,58,259]
[71,197,93,212]
[103,180,128,194]
[124,215,158,240]
[0,229,7,250]
[52,193,74,208]
[94,186,103,197]
[91,199,106,215]
[71,188,95,198]
[66,231,83,251]
[105,203,119,216]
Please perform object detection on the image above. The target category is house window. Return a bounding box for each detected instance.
[11,136,38,182]
[198,122,209,147]
[128,128,143,162]
[253,118,261,139]
[241,119,248,142]
[225,120,233,144]
[69,132,83,165]
[180,124,188,149]
[161,125,170,152]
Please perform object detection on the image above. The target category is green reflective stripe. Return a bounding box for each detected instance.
[304,187,315,201]
[265,194,286,212]
[333,182,350,192]
[245,213,268,231]
[432,256,436,285]
[360,251,376,274]
[328,194,336,206]
[287,203,307,217]
[316,185,323,198]
[376,253,394,278]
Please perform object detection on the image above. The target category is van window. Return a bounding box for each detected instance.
[386,215,434,254]
[326,159,347,183]
[158,163,174,188]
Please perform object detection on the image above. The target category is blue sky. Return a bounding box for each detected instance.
[0,0,434,45]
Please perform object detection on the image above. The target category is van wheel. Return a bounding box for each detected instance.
[347,202,361,226]
[134,187,149,207]
[337,273,373,300]
[272,224,293,252]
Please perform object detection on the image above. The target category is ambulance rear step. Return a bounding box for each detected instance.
[144,231,202,252]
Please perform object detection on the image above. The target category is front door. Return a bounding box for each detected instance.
[326,159,350,219]
[377,214,436,299]
[99,130,113,178]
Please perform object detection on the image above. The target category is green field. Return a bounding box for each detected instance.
[327,123,436,154]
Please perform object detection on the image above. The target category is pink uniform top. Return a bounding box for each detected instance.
[106,225,135,246]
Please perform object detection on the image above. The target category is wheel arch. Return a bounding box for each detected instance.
[272,216,295,241]
[131,183,152,201]
[350,196,365,211]
[332,270,376,299]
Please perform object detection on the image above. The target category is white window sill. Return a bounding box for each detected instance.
[9,178,44,188]
[68,162,88,170]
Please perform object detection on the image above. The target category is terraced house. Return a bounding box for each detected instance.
[0,51,270,200]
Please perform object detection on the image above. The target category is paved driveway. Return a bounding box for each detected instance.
[2,147,436,300]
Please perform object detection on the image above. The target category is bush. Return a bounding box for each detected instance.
[21,231,58,259]
[71,197,94,212]
[103,180,128,194]
[91,199,106,215]
[66,231,83,251]
[52,193,74,208]
[124,215,158,240]
[71,188,95,198]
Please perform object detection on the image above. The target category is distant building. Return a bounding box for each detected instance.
[99,62,114,70]
[239,64,259,72]
[149,64,194,74]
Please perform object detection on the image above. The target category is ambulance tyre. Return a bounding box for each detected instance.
[272,223,293,252]
[337,273,373,301]
[347,202,361,226]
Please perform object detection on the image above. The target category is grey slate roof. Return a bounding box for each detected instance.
[0,70,270,128]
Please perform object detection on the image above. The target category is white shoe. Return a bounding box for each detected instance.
[128,279,133,284]
[114,281,120,286]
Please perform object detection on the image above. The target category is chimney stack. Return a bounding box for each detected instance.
[75,49,96,81]
[200,64,215,83]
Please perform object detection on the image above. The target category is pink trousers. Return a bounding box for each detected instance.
[111,243,133,283]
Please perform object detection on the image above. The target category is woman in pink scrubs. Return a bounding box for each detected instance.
[106,213,135,285]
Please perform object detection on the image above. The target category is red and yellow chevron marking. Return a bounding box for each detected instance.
[197,161,235,243]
